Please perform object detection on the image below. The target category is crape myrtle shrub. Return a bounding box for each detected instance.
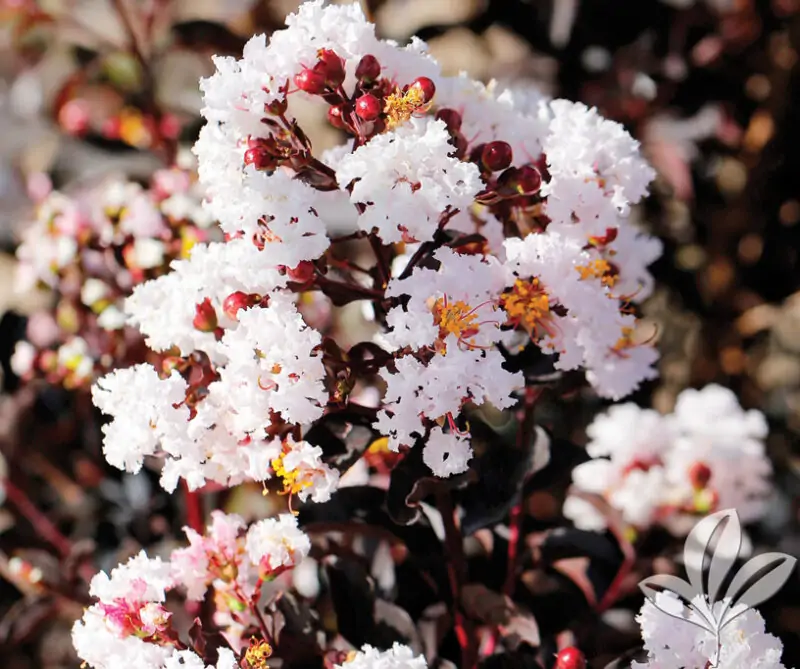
[0,1,797,669]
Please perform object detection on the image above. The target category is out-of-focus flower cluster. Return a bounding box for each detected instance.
[88,0,662,501]
[11,168,217,389]
[634,591,788,669]
[564,384,773,535]
[73,511,309,667]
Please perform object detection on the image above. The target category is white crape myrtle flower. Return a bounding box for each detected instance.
[503,230,658,399]
[213,293,327,433]
[336,117,483,243]
[376,344,522,451]
[543,99,656,240]
[72,609,174,669]
[89,551,174,604]
[163,649,238,669]
[245,513,312,573]
[274,437,340,503]
[10,340,35,377]
[422,427,473,477]
[384,246,508,350]
[336,643,428,669]
[565,385,775,534]
[125,239,289,363]
[92,364,189,474]
[633,591,788,669]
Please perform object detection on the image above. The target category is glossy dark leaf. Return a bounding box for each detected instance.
[324,558,376,646]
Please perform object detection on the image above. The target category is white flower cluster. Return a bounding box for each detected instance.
[73,513,310,669]
[336,643,428,669]
[564,384,773,533]
[90,0,661,489]
[13,168,216,388]
[634,591,788,669]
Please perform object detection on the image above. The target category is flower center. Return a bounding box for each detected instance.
[271,451,314,497]
[245,637,273,669]
[576,258,616,287]
[501,279,555,338]
[383,86,426,129]
[432,298,481,343]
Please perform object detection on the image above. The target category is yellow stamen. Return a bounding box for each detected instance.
[384,86,427,129]
[501,279,552,336]
[576,259,616,287]
[432,298,480,344]
[245,637,273,669]
[271,452,313,497]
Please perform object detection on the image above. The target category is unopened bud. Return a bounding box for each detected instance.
[294,68,327,95]
[355,94,381,121]
[688,461,712,489]
[435,108,462,133]
[287,261,315,284]
[316,48,345,88]
[482,141,514,172]
[193,298,218,332]
[409,76,436,104]
[223,291,261,320]
[355,54,381,82]
[555,647,586,669]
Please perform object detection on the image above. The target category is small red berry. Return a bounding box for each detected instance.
[482,141,514,172]
[287,261,316,284]
[355,94,381,121]
[294,68,327,95]
[409,76,436,103]
[327,104,349,130]
[223,291,260,320]
[435,108,462,133]
[316,48,346,88]
[355,54,381,82]
[688,461,713,489]
[193,298,218,332]
[555,646,586,669]
[243,148,274,171]
[514,164,543,195]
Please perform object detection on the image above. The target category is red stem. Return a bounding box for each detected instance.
[3,479,72,558]
[436,490,476,669]
[182,481,204,535]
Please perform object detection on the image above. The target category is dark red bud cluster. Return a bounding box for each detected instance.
[294,48,346,95]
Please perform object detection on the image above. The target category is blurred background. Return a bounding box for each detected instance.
[1,0,800,667]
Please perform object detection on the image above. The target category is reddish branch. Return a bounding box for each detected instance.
[4,478,72,558]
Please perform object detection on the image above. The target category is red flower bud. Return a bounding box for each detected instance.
[555,647,586,669]
[328,104,349,130]
[287,261,316,284]
[482,141,514,172]
[513,164,543,195]
[688,461,712,489]
[435,108,462,133]
[409,76,436,103]
[193,298,218,332]
[355,94,381,121]
[294,68,327,95]
[223,291,260,320]
[355,54,381,82]
[316,48,346,88]
[265,97,288,116]
[243,148,275,171]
